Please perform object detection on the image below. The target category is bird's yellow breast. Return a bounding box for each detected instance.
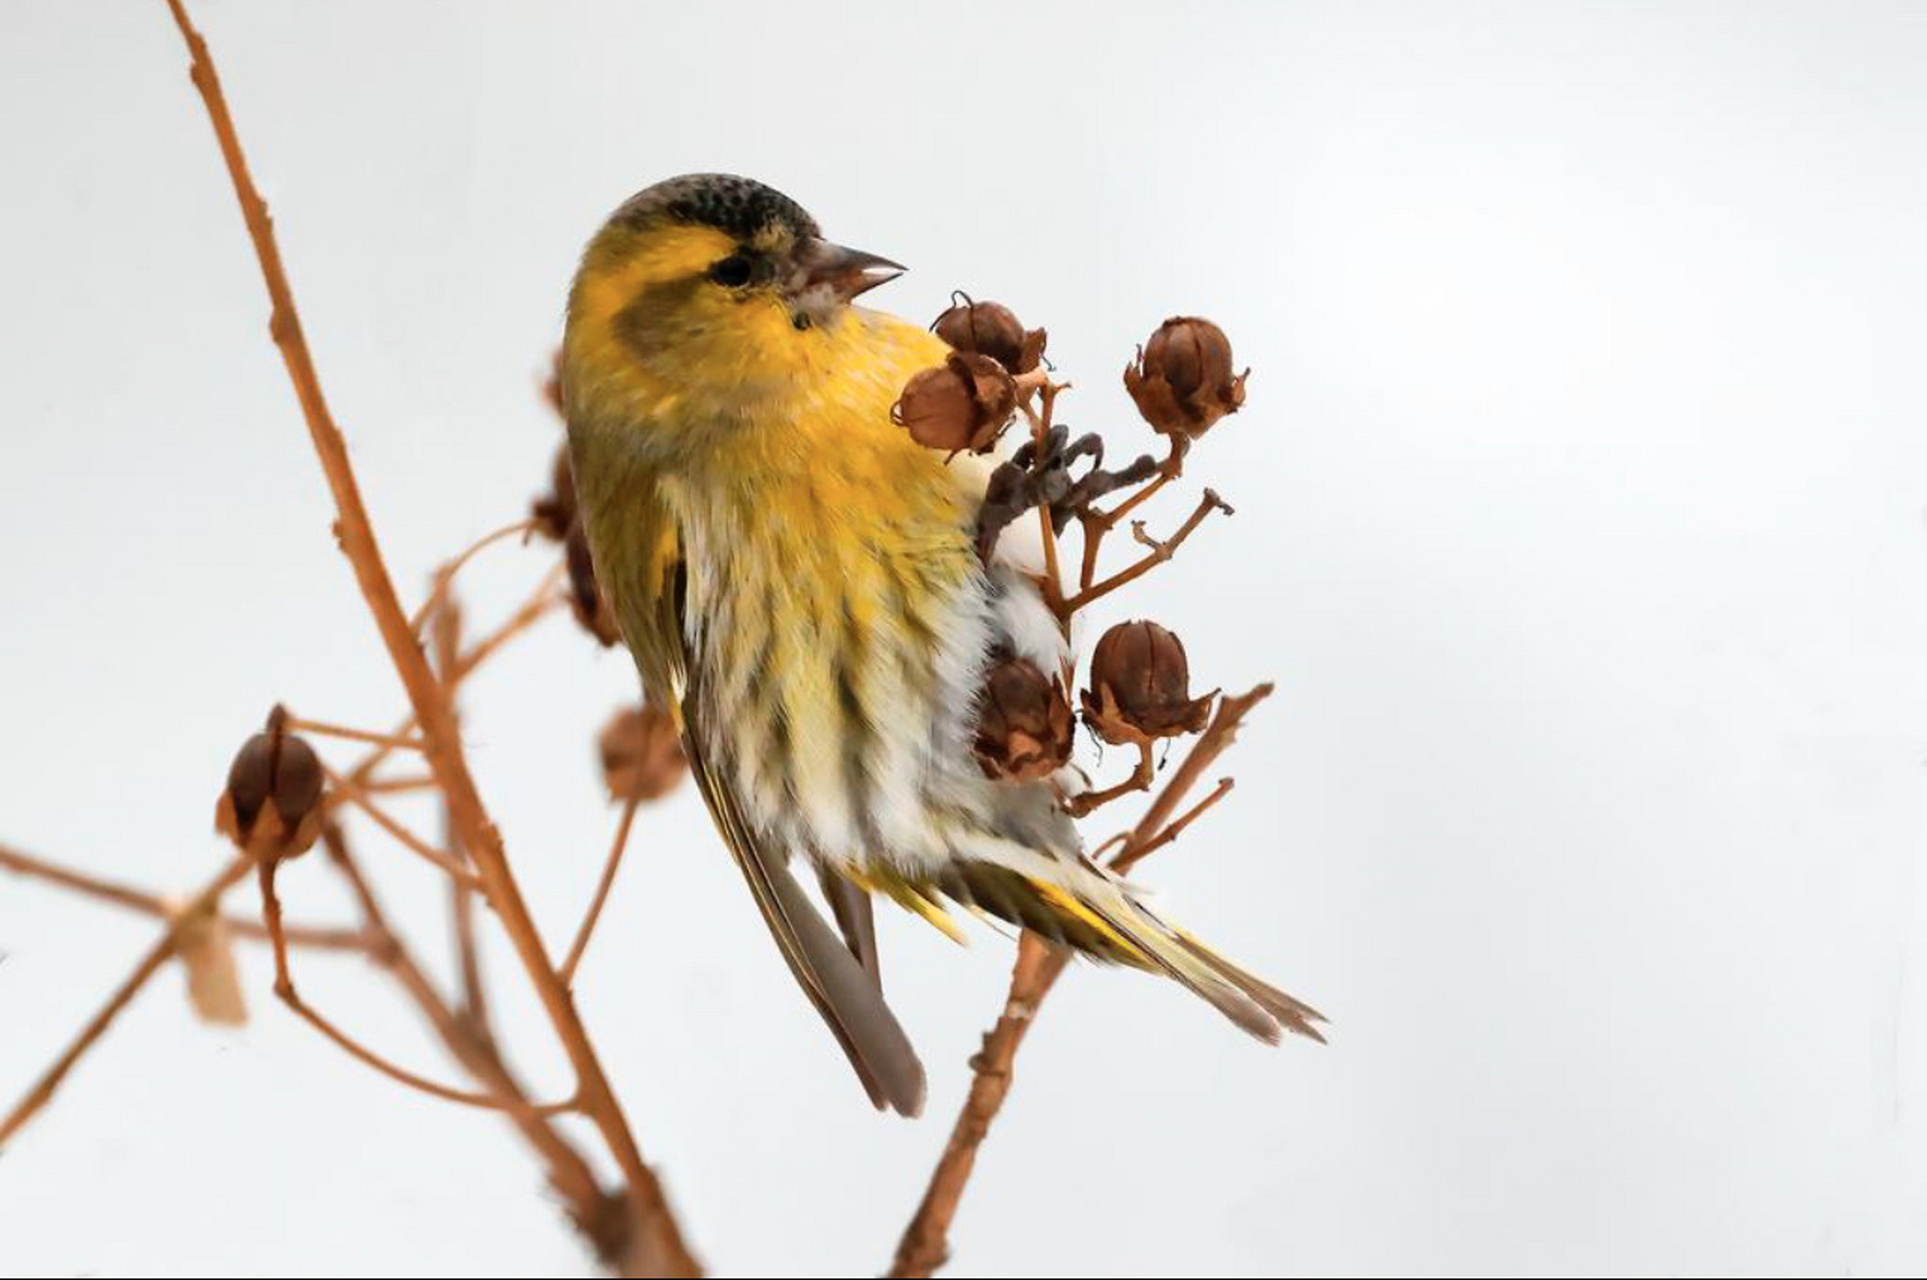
[567,300,995,861]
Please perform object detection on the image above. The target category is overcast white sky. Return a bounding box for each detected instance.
[3,1,1926,1275]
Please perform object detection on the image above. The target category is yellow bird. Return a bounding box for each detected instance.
[561,174,1320,1115]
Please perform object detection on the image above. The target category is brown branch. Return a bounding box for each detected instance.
[0,855,252,1148]
[287,717,427,754]
[1063,739,1154,817]
[1121,777,1235,867]
[1076,435,1188,591]
[321,765,484,888]
[253,860,522,1113]
[432,600,492,1038]
[1065,488,1231,614]
[159,4,696,1272]
[409,517,539,634]
[889,934,1071,1278]
[452,564,568,684]
[888,686,1274,1277]
[560,794,642,986]
[0,840,365,951]
[316,823,633,1264]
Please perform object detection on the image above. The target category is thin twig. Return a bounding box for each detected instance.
[433,599,491,1037]
[452,564,568,684]
[1076,436,1187,591]
[159,5,696,1270]
[888,686,1274,1277]
[1066,488,1231,614]
[321,764,484,888]
[0,855,252,1148]
[409,517,539,634]
[1121,777,1235,866]
[560,795,642,986]
[287,717,427,754]
[252,856,569,1116]
[0,842,366,952]
[1063,739,1155,818]
[317,824,628,1261]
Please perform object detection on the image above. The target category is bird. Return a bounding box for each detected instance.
[560,173,1321,1116]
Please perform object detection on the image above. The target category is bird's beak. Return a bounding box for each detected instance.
[798,238,905,303]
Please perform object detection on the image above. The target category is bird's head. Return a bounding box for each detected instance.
[563,174,904,431]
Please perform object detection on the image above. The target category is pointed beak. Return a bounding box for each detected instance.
[798,238,905,303]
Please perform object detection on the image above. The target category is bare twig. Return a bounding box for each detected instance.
[0,855,252,1148]
[409,517,539,634]
[287,717,428,754]
[253,859,519,1112]
[1066,488,1231,614]
[321,764,484,888]
[889,686,1274,1277]
[159,4,696,1271]
[560,795,642,986]
[0,842,365,952]
[1063,739,1155,817]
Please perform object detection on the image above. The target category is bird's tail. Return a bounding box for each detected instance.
[889,852,1326,1044]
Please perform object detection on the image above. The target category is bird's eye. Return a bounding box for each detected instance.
[709,255,754,287]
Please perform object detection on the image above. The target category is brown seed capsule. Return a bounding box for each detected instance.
[893,351,1016,455]
[1123,316,1248,441]
[972,652,1074,782]
[599,704,687,802]
[932,298,1047,374]
[1081,621,1216,745]
[531,444,577,543]
[566,524,623,647]
[214,706,325,865]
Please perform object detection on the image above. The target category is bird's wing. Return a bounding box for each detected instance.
[633,511,924,1115]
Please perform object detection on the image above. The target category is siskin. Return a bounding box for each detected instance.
[561,174,1320,1115]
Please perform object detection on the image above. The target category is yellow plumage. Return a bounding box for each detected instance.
[561,174,1321,1115]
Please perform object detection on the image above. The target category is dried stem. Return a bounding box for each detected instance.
[321,764,484,888]
[560,794,642,986]
[159,4,696,1271]
[409,517,538,634]
[433,601,492,1037]
[0,855,252,1148]
[1063,739,1154,817]
[316,823,631,1263]
[889,686,1274,1277]
[452,564,568,685]
[287,717,427,754]
[1076,436,1188,591]
[252,858,550,1114]
[1066,487,1231,614]
[0,841,365,952]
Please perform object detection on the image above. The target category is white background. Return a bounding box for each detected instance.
[3,1,1924,1275]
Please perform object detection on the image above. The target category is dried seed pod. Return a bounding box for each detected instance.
[171,904,247,1026]
[214,706,325,865]
[599,704,687,802]
[531,444,577,543]
[1081,621,1216,745]
[893,352,1016,455]
[972,652,1074,782]
[932,297,1047,374]
[1123,316,1248,441]
[567,524,623,647]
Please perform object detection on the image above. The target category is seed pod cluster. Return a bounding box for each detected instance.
[1123,316,1247,441]
[1081,620,1216,745]
[972,651,1074,782]
[215,706,325,865]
